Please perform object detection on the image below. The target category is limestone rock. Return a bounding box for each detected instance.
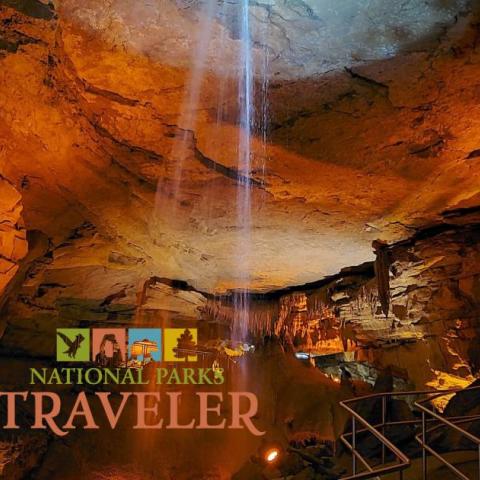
[0,0,479,296]
[0,178,27,301]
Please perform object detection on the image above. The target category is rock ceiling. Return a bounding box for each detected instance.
[1,0,480,299]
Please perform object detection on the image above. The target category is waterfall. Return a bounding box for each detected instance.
[232,0,254,341]
[153,0,270,341]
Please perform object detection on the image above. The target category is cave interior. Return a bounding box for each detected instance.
[1,0,480,479]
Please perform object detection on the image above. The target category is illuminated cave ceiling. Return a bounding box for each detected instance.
[1,0,480,297]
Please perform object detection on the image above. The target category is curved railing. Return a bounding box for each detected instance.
[340,386,480,480]
[415,386,480,480]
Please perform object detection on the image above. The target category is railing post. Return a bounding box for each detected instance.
[422,411,427,480]
[352,416,357,475]
[382,395,387,465]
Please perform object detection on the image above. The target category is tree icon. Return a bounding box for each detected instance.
[174,328,197,362]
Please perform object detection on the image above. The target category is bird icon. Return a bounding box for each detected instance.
[57,331,85,359]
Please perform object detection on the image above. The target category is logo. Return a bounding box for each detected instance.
[128,328,162,366]
[164,328,198,362]
[56,328,198,364]
[56,328,90,362]
[20,326,265,437]
[92,328,126,367]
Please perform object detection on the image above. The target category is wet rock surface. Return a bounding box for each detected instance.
[59,0,470,80]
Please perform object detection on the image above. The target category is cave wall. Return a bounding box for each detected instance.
[276,216,480,387]
[0,179,27,308]
[1,0,480,297]
[198,215,480,388]
[3,209,479,389]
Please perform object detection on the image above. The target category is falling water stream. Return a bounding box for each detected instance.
[232,0,254,341]
[154,0,266,341]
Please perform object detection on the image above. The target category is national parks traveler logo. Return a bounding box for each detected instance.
[26,327,265,438]
[164,328,198,362]
[56,328,90,362]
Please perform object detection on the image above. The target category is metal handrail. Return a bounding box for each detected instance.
[414,385,480,480]
[340,387,480,480]
[340,391,415,480]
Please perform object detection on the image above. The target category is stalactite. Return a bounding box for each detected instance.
[203,297,279,337]
[373,240,391,318]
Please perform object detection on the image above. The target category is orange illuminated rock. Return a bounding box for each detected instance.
[0,1,478,296]
[0,1,479,384]
[0,179,27,299]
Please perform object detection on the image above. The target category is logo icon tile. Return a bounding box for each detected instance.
[128,328,162,365]
[92,328,126,367]
[164,328,198,362]
[56,328,90,362]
